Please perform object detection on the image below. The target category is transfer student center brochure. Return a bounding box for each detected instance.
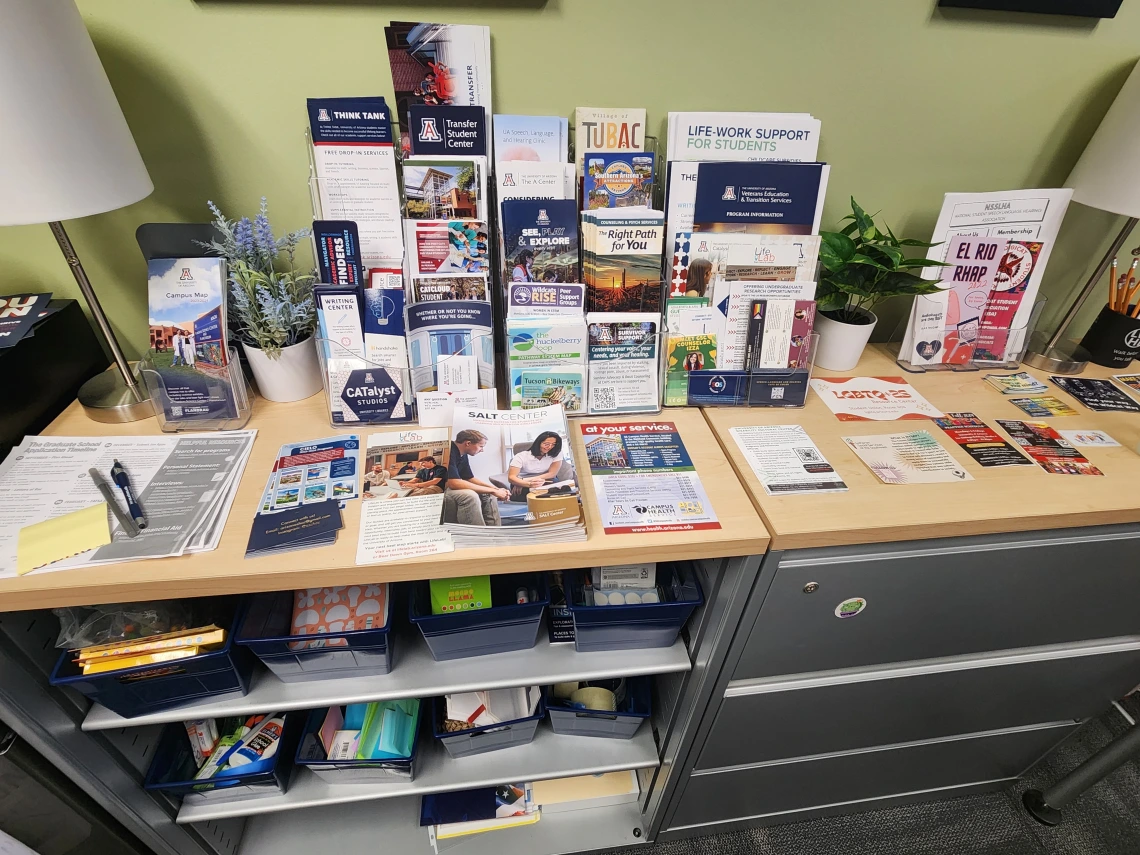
[581,421,720,534]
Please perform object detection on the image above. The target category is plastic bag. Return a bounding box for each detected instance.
[53,601,193,649]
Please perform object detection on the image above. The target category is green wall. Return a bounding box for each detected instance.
[3,0,1138,358]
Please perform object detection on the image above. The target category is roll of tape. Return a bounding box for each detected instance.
[571,686,616,711]
[552,681,580,700]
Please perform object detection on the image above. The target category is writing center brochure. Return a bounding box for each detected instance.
[692,162,829,236]
[443,405,586,546]
[146,257,236,421]
[581,421,720,534]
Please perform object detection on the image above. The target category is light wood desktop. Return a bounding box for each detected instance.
[0,398,769,611]
[704,344,1140,551]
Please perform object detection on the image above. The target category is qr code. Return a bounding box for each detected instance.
[794,446,822,464]
[171,405,183,417]
[592,387,617,411]
[770,387,785,400]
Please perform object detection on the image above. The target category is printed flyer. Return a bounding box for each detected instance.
[843,431,974,485]
[1058,430,1119,448]
[809,377,944,421]
[1112,374,1140,398]
[1008,396,1077,418]
[259,436,362,513]
[996,420,1104,476]
[933,413,1031,468]
[581,421,720,534]
[1049,376,1140,413]
[729,425,848,495]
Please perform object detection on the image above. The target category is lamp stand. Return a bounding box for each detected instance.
[49,221,154,422]
[1024,217,1138,375]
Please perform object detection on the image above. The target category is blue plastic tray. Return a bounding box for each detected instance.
[235,588,392,682]
[432,696,545,758]
[294,704,421,783]
[545,677,651,739]
[49,598,255,719]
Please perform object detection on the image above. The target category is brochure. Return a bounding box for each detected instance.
[581,421,720,534]
[259,435,362,514]
[307,97,404,268]
[1113,373,1140,398]
[844,431,974,485]
[931,234,1007,364]
[313,220,364,287]
[900,188,1073,366]
[501,199,580,284]
[405,219,490,277]
[711,279,817,371]
[729,425,848,495]
[0,292,53,349]
[666,112,821,162]
[496,161,576,206]
[357,494,454,564]
[984,372,1049,395]
[1008,396,1077,418]
[586,312,660,414]
[573,107,645,173]
[407,105,486,157]
[665,333,717,407]
[507,282,586,317]
[809,377,944,422]
[443,405,585,546]
[246,501,343,558]
[402,157,488,222]
[493,114,568,163]
[416,388,497,428]
[932,413,1031,468]
[582,208,666,313]
[406,301,495,393]
[146,257,236,421]
[743,299,815,372]
[362,287,410,419]
[361,428,452,500]
[1058,429,1120,447]
[583,152,655,210]
[996,420,1104,475]
[1049,376,1140,413]
[692,161,829,236]
[410,274,488,303]
[669,232,821,302]
[507,318,588,413]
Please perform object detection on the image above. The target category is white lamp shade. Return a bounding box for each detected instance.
[0,0,153,226]
[1067,59,1140,219]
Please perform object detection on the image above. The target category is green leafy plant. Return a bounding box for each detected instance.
[817,198,950,324]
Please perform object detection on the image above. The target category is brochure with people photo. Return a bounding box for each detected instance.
[442,405,586,547]
[361,428,452,500]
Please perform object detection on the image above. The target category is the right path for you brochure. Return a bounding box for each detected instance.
[580,421,720,534]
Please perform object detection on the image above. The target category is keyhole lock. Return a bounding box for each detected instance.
[803,582,819,593]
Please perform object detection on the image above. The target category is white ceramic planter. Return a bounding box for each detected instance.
[243,338,322,403]
[814,310,878,371]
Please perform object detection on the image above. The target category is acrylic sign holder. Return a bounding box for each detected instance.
[138,345,253,432]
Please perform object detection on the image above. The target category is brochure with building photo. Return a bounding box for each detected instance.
[442,405,585,546]
[573,107,645,174]
[402,156,487,222]
[406,300,495,393]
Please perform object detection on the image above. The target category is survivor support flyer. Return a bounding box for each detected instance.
[933,413,1032,468]
[581,421,720,534]
[995,420,1104,476]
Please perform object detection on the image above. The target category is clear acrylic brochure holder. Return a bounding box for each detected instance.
[891,296,1047,373]
[138,345,253,432]
[666,333,820,409]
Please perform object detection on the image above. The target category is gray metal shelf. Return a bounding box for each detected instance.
[177,722,659,824]
[236,794,646,855]
[84,629,690,731]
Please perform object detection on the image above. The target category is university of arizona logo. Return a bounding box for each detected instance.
[179,268,193,281]
[502,173,516,187]
[721,186,737,201]
[697,241,709,253]
[536,209,550,226]
[317,109,331,121]
[419,118,442,143]
[364,372,375,383]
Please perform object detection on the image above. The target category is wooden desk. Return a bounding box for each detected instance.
[0,398,768,611]
[704,344,1140,550]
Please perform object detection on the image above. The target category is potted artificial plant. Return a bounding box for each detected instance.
[815,198,949,371]
[202,199,321,402]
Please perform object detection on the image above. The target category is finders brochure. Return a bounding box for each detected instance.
[667,112,821,162]
[444,404,585,546]
[307,97,404,268]
[586,312,660,414]
[729,425,848,496]
[692,162,829,235]
[501,199,580,284]
[259,436,362,513]
[844,431,973,485]
[809,377,944,421]
[996,420,1104,476]
[933,413,1031,468]
[146,257,236,421]
[581,420,720,534]
[900,188,1073,366]
[574,107,645,173]
[493,114,568,163]
[583,152,656,210]
[582,208,666,314]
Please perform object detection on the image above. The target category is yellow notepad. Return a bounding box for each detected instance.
[16,503,111,576]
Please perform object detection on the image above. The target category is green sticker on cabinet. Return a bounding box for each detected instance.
[834,597,867,618]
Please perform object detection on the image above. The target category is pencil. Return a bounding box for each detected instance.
[1110,258,1119,310]
[1122,260,1140,314]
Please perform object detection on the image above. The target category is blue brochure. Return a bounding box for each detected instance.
[692,161,827,235]
[313,220,363,286]
[408,105,487,156]
[307,97,394,144]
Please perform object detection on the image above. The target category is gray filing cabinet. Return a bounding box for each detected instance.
[658,524,1140,839]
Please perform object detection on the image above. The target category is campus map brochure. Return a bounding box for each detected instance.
[996,420,1105,476]
[844,431,974,485]
[729,425,848,496]
[258,436,361,513]
[0,432,256,577]
[809,377,944,421]
[933,413,1031,468]
[581,421,720,534]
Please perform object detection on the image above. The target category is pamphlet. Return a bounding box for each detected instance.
[407,105,487,157]
[405,220,489,275]
[581,421,720,533]
[931,234,1006,364]
[493,114,568,163]
[984,372,1048,395]
[573,107,645,173]
[1008,396,1077,418]
[1049,376,1140,413]
[809,377,944,421]
[582,152,655,210]
[666,112,821,163]
[258,436,362,514]
[1058,430,1120,448]
[402,158,488,223]
[357,494,454,564]
[246,501,344,558]
[582,208,666,314]
[507,282,585,317]
[932,413,1031,468]
[507,318,588,413]
[843,431,974,485]
[415,388,497,428]
[406,301,495,393]
[729,425,847,495]
[669,232,821,302]
[501,199,580,284]
[996,420,1104,475]
[1113,374,1140,398]
[0,292,53,349]
[710,279,817,371]
[586,313,660,414]
[692,161,828,235]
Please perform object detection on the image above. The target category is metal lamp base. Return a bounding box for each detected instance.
[78,365,155,423]
[1023,333,1091,375]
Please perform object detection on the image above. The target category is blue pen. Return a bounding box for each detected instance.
[109,459,147,530]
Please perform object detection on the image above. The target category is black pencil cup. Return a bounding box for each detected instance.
[1079,304,1140,368]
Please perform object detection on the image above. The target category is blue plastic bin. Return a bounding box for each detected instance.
[545,677,652,739]
[49,599,256,719]
[432,696,545,758]
[235,589,393,682]
[566,564,703,652]
[144,711,304,804]
[409,574,549,661]
[295,703,421,783]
